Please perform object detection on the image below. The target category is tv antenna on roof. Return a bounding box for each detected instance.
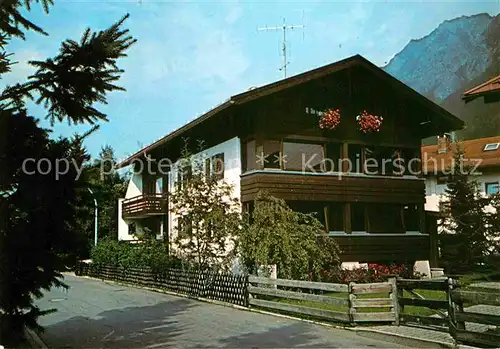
[258,17,305,79]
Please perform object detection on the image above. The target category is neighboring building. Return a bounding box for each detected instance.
[462,75,500,104]
[422,135,500,213]
[116,54,463,271]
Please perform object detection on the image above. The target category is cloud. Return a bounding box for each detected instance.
[120,2,250,103]
[0,49,46,87]
[225,5,243,24]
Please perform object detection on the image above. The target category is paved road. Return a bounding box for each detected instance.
[37,274,403,348]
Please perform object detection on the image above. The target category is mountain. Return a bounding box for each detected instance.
[383,13,500,142]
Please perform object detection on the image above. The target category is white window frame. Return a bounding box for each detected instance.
[483,143,500,151]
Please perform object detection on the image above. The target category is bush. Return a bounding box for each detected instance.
[336,263,424,283]
[239,191,341,281]
[90,238,182,272]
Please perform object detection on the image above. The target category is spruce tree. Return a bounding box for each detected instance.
[439,148,491,273]
[0,1,135,345]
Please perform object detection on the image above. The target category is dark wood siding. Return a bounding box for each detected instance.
[333,234,430,262]
[241,171,425,203]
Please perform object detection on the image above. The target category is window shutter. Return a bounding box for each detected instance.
[212,153,225,180]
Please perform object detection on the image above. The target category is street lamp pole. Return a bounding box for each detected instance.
[87,188,98,246]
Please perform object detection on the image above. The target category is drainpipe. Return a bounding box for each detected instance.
[88,188,98,246]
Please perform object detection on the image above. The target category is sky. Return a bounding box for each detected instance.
[2,0,500,162]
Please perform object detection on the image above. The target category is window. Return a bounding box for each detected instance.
[143,176,156,194]
[245,140,256,171]
[350,203,406,233]
[177,164,192,190]
[351,203,365,231]
[366,204,405,233]
[177,215,192,235]
[212,153,224,180]
[205,158,211,179]
[128,222,136,235]
[155,176,163,194]
[348,144,363,173]
[287,201,326,228]
[364,146,400,176]
[403,204,419,231]
[325,143,341,172]
[256,140,281,169]
[400,148,420,175]
[327,203,344,231]
[437,175,450,185]
[485,182,500,195]
[484,143,500,151]
[283,142,325,172]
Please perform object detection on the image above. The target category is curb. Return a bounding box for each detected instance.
[76,274,462,349]
[353,328,454,349]
[24,326,48,349]
[242,307,456,349]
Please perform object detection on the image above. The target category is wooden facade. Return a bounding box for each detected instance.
[333,234,430,262]
[241,171,425,203]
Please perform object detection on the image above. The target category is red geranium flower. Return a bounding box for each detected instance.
[356,110,383,133]
[319,108,341,130]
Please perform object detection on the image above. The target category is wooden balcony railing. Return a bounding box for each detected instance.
[122,194,167,218]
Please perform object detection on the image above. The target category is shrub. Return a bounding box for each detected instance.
[337,263,424,283]
[90,238,181,272]
[239,191,341,281]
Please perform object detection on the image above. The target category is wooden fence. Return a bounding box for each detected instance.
[450,288,500,347]
[349,279,397,323]
[248,275,397,324]
[396,278,500,348]
[396,278,451,331]
[76,263,248,307]
[76,263,500,347]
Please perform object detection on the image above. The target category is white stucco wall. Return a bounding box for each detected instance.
[168,136,242,245]
[117,199,137,241]
[425,172,500,212]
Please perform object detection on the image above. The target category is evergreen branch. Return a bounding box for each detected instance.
[0,0,53,39]
[1,14,136,125]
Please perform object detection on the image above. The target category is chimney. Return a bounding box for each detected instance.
[438,133,451,154]
[437,134,451,154]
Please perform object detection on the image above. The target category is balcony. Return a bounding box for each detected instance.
[240,170,425,203]
[122,194,167,219]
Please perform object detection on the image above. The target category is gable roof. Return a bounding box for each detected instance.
[462,75,500,103]
[118,54,464,168]
[421,135,500,174]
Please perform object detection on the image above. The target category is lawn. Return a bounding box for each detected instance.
[400,289,447,317]
[254,287,451,321]
[252,274,500,323]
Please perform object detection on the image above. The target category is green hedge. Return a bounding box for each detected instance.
[90,238,181,272]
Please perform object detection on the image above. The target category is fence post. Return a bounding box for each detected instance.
[244,274,249,308]
[397,278,405,315]
[390,277,400,325]
[447,277,459,338]
[450,278,465,331]
[348,282,356,326]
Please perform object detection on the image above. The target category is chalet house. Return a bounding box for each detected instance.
[116,55,464,271]
[423,135,500,212]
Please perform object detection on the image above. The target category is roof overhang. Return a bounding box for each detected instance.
[118,54,464,168]
[462,75,500,103]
